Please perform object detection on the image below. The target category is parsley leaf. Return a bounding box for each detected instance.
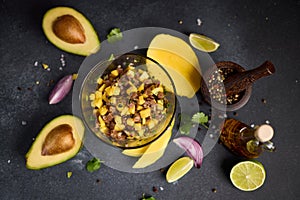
[192,112,209,129]
[107,28,123,43]
[86,157,101,172]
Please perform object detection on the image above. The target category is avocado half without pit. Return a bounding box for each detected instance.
[25,115,85,170]
[42,7,100,56]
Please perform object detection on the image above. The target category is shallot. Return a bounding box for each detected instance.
[173,136,204,168]
[49,75,74,104]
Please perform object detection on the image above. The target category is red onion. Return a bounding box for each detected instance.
[49,75,74,104]
[173,136,203,168]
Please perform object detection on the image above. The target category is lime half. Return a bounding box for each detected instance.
[230,161,266,191]
[189,33,220,52]
[166,157,194,183]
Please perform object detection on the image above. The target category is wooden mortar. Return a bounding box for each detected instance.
[201,61,275,111]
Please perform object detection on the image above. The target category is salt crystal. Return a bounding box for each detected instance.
[134,45,138,50]
[7,160,11,164]
[59,67,63,71]
[21,121,27,126]
[159,186,164,191]
[250,124,255,128]
[197,18,202,26]
[34,61,38,67]
[265,120,270,124]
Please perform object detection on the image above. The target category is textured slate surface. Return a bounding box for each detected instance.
[0,0,299,199]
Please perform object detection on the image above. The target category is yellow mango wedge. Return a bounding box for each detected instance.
[132,118,175,168]
[147,34,201,98]
[122,144,149,157]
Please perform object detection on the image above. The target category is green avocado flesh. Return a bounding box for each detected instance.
[25,115,85,170]
[42,7,100,56]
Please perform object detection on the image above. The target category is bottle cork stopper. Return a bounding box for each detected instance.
[254,124,274,142]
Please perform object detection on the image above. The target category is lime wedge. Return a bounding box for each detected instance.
[189,33,220,52]
[166,157,194,183]
[230,161,266,191]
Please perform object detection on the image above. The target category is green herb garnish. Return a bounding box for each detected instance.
[86,158,102,172]
[179,113,193,134]
[107,28,123,43]
[141,194,156,200]
[108,53,115,61]
[192,112,209,129]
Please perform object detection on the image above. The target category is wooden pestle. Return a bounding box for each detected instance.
[224,61,275,97]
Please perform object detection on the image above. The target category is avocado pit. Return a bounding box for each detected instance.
[52,14,86,44]
[42,124,75,156]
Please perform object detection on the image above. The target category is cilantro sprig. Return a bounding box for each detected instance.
[179,112,209,134]
[192,112,209,129]
[86,157,102,172]
[107,28,123,43]
[179,114,193,134]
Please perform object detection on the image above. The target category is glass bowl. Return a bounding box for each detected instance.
[80,53,176,149]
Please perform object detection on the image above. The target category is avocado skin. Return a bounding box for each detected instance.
[25,115,85,170]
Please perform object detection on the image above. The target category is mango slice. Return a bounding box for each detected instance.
[147,34,201,98]
[122,145,149,157]
[132,118,175,168]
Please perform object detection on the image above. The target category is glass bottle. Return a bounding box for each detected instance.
[220,118,275,158]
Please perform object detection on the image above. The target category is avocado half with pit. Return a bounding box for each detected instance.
[42,7,100,56]
[26,115,85,170]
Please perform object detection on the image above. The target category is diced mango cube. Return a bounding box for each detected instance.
[100,106,108,115]
[94,98,103,108]
[139,71,149,81]
[152,86,163,95]
[97,77,103,85]
[138,129,145,137]
[95,91,102,99]
[126,69,135,78]
[89,93,95,101]
[110,97,117,105]
[126,118,135,126]
[100,127,108,134]
[129,105,135,114]
[157,100,164,106]
[99,84,106,92]
[111,70,119,77]
[114,115,122,124]
[140,108,151,118]
[157,104,164,111]
[126,86,137,95]
[114,124,125,131]
[112,86,120,95]
[138,83,144,92]
[138,96,145,105]
[98,116,106,127]
[105,86,114,96]
[121,106,129,116]
[137,105,143,111]
[147,119,158,129]
[142,117,146,125]
[134,123,142,131]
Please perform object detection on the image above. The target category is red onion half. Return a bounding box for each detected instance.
[173,136,204,168]
[49,75,74,104]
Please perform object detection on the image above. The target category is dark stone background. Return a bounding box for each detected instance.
[1,0,299,199]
